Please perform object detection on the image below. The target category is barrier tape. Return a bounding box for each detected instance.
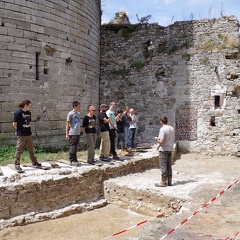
[101,177,239,240]
[101,212,165,240]
[200,230,240,239]
[179,179,233,210]
[159,177,239,240]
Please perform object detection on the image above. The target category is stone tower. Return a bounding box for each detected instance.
[0,0,101,147]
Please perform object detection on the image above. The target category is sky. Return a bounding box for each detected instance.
[101,0,240,26]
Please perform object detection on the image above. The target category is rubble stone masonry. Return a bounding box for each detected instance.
[100,16,240,155]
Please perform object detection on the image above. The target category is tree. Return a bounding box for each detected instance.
[136,14,152,24]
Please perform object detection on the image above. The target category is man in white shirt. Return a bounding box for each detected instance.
[155,116,175,187]
[106,102,120,160]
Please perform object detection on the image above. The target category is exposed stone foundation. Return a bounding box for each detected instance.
[0,148,159,229]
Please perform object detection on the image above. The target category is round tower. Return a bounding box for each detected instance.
[0,0,101,147]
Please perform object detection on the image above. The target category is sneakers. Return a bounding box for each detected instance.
[70,161,81,166]
[15,165,24,173]
[113,155,120,160]
[32,162,42,167]
[102,157,112,162]
[88,161,96,165]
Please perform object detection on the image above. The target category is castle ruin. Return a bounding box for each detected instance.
[0,2,240,156]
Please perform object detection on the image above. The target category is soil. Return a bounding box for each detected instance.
[0,153,240,240]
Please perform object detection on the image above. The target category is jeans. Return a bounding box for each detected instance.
[128,128,136,148]
[69,135,80,162]
[116,132,124,150]
[123,126,129,149]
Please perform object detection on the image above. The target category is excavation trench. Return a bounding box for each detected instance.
[0,146,172,228]
[1,148,240,240]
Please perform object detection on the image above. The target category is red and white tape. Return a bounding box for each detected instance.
[101,212,165,240]
[160,177,239,240]
[200,230,240,239]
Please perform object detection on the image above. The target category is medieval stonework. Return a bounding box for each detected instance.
[0,0,101,147]
[100,16,240,155]
[0,1,240,156]
[109,10,130,25]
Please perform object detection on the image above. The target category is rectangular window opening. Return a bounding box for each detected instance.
[214,95,220,109]
[36,52,40,80]
[210,116,216,126]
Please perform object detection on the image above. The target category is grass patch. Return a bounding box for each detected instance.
[120,25,137,39]
[112,68,130,76]
[0,145,100,166]
[131,60,145,69]
[0,145,68,166]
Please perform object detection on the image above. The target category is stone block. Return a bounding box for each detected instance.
[0,208,10,219]
[0,26,7,35]
[10,207,25,217]
[8,44,26,52]
[31,24,44,34]
[2,0,14,3]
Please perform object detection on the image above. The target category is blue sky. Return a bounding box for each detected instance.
[101,0,240,26]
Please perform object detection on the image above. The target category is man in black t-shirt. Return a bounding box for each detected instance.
[82,105,97,164]
[13,99,41,172]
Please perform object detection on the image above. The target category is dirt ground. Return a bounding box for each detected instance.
[128,153,240,240]
[0,153,240,240]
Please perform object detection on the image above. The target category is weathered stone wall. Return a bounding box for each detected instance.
[0,155,158,222]
[100,16,240,155]
[0,0,101,147]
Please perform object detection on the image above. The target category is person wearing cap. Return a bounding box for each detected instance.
[98,103,111,161]
[106,102,120,160]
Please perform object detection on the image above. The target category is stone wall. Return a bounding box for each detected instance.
[0,155,158,223]
[100,16,240,155]
[0,0,101,147]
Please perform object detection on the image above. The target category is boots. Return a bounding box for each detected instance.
[168,176,172,186]
[155,176,168,187]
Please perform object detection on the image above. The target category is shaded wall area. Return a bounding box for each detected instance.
[100,16,240,155]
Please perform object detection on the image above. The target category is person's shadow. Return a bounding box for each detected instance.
[172,180,197,186]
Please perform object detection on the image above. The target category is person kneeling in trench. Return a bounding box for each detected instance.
[155,116,175,187]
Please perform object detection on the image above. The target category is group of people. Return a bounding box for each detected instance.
[13,99,175,187]
[98,102,138,162]
[65,101,138,164]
